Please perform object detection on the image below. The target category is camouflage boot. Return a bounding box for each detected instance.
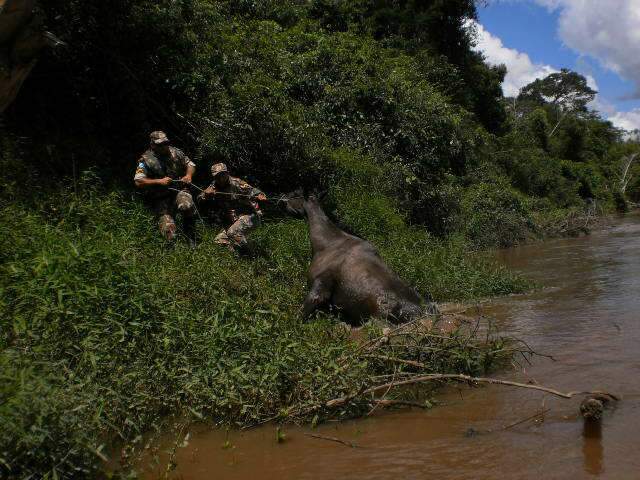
[158,214,177,242]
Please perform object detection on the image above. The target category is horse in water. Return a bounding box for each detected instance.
[284,193,436,325]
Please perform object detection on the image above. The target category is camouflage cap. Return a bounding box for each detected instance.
[211,163,228,177]
[150,131,170,145]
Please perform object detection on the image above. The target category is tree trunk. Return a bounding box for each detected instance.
[549,110,566,138]
[619,153,638,194]
[0,58,36,113]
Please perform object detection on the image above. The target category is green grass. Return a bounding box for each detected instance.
[0,171,527,478]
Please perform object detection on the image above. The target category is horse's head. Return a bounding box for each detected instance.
[281,189,328,218]
[281,189,306,218]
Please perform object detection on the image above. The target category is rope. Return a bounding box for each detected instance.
[171,179,204,192]
[163,183,304,246]
[169,180,304,204]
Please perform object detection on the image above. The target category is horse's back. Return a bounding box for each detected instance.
[329,239,423,322]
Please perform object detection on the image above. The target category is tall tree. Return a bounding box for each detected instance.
[518,69,597,137]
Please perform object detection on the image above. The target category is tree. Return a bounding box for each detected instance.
[0,0,64,113]
[619,152,638,195]
[518,69,597,137]
[611,141,640,195]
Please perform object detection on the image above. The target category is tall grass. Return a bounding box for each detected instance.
[0,162,527,477]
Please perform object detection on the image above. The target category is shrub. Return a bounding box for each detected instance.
[461,178,535,248]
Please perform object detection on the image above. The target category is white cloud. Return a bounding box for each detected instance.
[585,75,598,92]
[528,0,640,98]
[609,110,640,132]
[530,0,640,130]
[470,13,640,131]
[470,20,557,97]
[588,95,640,131]
[531,0,563,8]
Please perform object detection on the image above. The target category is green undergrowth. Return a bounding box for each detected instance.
[327,149,528,297]
[0,169,527,478]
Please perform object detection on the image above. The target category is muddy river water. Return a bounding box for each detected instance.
[142,216,640,479]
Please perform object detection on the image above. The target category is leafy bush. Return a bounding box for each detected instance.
[9,0,625,247]
[324,149,525,296]
[461,178,535,248]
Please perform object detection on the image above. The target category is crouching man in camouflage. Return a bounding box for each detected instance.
[134,131,197,243]
[198,163,267,251]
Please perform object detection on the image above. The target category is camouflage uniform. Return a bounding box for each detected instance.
[134,132,196,240]
[200,163,265,249]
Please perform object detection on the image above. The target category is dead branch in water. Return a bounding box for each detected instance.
[282,315,614,427]
[304,433,361,448]
[469,408,550,436]
[502,408,550,430]
[500,408,551,431]
[325,374,619,408]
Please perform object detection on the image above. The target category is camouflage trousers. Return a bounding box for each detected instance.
[151,190,195,241]
[215,213,261,249]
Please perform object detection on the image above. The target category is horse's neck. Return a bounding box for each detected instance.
[304,200,344,252]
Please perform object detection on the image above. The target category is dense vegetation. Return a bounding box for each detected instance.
[0,158,523,478]
[2,0,639,477]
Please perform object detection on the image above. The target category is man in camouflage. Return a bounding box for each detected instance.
[134,131,197,242]
[198,163,267,251]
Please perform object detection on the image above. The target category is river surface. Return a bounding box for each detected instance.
[141,215,640,479]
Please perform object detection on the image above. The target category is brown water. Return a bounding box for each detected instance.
[141,216,640,480]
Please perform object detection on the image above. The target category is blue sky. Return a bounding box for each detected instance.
[473,0,640,131]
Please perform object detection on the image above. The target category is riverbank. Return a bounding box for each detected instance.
[133,214,640,480]
[0,172,529,479]
[2,152,627,478]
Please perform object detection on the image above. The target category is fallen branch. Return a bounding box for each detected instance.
[326,374,618,408]
[371,399,429,409]
[510,336,556,362]
[469,408,550,436]
[347,319,422,358]
[367,365,398,416]
[502,408,550,431]
[304,433,361,448]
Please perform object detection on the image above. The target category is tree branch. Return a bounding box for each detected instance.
[325,374,618,408]
[304,433,361,448]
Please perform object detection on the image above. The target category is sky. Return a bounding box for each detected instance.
[473,0,640,131]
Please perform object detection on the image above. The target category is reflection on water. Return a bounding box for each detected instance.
[140,214,640,480]
[583,420,603,476]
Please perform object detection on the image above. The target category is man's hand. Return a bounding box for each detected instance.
[256,193,267,202]
[203,186,216,198]
[180,175,192,185]
[135,176,173,189]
